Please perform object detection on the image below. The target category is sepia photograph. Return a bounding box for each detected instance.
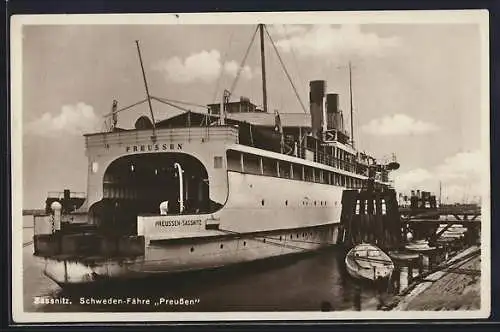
[10,10,490,322]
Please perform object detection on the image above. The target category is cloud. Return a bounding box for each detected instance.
[223,60,253,80]
[274,25,400,60]
[361,114,439,136]
[268,24,308,37]
[25,103,100,137]
[153,49,254,84]
[393,150,485,204]
[435,150,483,181]
[393,168,433,191]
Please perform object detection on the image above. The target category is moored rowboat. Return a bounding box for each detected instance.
[345,243,395,281]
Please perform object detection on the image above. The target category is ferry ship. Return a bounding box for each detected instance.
[32,24,399,287]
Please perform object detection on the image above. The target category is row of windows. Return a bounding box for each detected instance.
[259,199,336,207]
[304,138,357,162]
[226,150,364,189]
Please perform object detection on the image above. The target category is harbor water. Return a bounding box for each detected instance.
[22,216,393,312]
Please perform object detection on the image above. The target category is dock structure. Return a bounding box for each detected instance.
[338,186,481,295]
[337,187,403,251]
[402,205,481,246]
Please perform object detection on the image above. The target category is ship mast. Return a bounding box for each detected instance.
[439,181,442,206]
[349,61,354,148]
[135,40,157,140]
[259,24,268,113]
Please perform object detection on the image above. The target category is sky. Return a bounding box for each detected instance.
[20,20,486,208]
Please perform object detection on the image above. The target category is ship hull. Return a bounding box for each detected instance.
[42,223,338,287]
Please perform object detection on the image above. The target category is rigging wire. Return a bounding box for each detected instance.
[150,96,191,112]
[212,29,236,104]
[283,24,307,104]
[151,96,207,109]
[264,25,308,114]
[102,98,149,117]
[228,25,260,99]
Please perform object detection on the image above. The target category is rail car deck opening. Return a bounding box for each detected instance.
[89,153,218,235]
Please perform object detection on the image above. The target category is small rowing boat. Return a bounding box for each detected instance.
[345,243,395,281]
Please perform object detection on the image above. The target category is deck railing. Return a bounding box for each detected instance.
[85,126,240,148]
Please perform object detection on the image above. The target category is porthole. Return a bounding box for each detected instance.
[220,244,224,249]
[190,247,194,252]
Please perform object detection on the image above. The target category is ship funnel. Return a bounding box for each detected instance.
[309,80,326,138]
[325,93,344,131]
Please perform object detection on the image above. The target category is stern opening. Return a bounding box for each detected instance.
[90,153,220,235]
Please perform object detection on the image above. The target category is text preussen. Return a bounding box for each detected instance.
[155,219,202,227]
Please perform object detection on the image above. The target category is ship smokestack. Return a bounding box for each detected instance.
[326,93,344,131]
[309,80,326,138]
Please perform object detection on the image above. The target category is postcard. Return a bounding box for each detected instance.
[10,10,490,323]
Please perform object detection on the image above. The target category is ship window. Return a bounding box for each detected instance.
[214,156,223,169]
[279,161,291,179]
[304,166,314,182]
[243,153,261,175]
[262,157,277,177]
[320,170,328,184]
[292,164,302,181]
[226,150,241,172]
